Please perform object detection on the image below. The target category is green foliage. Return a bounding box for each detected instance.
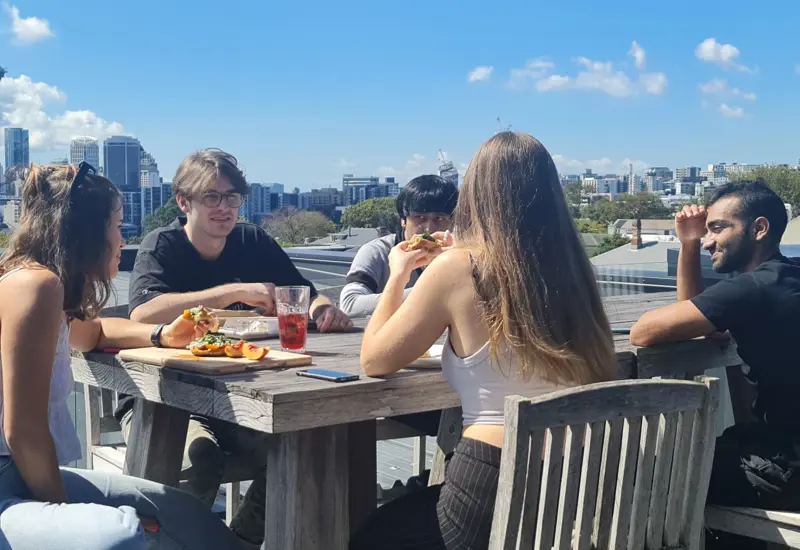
[563,182,583,206]
[143,197,181,234]
[574,219,607,233]
[583,192,670,226]
[0,231,11,248]
[340,197,399,233]
[729,166,800,216]
[126,235,144,245]
[590,232,631,257]
[263,209,336,245]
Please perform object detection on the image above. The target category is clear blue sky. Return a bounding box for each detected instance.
[3,0,799,189]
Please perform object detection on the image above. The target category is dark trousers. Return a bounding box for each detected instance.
[350,438,501,550]
[705,422,800,549]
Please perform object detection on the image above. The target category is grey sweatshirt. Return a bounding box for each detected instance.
[339,233,421,318]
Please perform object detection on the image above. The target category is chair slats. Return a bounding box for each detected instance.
[490,377,720,550]
[627,414,660,549]
[574,421,605,550]
[609,417,642,549]
[553,424,585,550]
[534,427,566,550]
[645,412,678,548]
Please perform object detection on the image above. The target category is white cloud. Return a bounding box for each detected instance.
[699,78,757,107]
[0,74,125,152]
[509,43,667,98]
[508,58,556,90]
[628,41,645,69]
[333,158,355,169]
[3,2,54,45]
[719,103,746,118]
[552,155,649,175]
[467,66,494,83]
[695,38,752,72]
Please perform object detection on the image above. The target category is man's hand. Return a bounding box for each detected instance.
[312,304,354,333]
[675,204,708,244]
[228,283,276,314]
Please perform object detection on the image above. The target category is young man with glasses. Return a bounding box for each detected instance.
[117,148,352,549]
[340,174,458,318]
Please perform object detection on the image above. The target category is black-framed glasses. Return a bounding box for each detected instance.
[71,161,96,193]
[199,191,243,209]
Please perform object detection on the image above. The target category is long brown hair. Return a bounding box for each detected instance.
[0,165,121,320]
[455,131,616,385]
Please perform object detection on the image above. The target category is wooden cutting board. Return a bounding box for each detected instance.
[118,347,312,375]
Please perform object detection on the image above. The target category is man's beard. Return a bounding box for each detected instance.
[712,233,756,274]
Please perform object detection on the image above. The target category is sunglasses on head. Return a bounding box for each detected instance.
[70,161,97,193]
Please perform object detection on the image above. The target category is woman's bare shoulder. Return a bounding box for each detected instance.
[0,267,63,314]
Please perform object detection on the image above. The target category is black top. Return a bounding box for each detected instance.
[115,217,318,421]
[691,254,800,437]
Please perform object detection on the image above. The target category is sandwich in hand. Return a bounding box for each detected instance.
[182,305,220,332]
[407,232,443,251]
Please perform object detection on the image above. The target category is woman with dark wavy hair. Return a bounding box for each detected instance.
[351,132,616,550]
[0,164,246,549]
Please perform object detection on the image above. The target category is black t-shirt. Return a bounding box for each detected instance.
[116,217,318,421]
[691,254,800,437]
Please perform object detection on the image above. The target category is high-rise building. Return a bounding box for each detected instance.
[675,166,701,182]
[438,160,459,187]
[645,167,673,193]
[342,174,379,206]
[4,128,30,172]
[140,150,160,189]
[70,137,100,169]
[103,136,141,190]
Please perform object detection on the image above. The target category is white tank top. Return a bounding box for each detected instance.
[441,335,568,426]
[0,268,82,465]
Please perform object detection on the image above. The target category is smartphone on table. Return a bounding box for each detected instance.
[297,368,360,383]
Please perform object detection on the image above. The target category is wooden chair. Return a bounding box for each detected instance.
[636,342,800,548]
[489,376,720,550]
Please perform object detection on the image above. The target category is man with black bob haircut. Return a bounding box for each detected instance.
[340,174,458,318]
[631,179,800,549]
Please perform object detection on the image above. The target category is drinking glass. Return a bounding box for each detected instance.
[276,286,310,353]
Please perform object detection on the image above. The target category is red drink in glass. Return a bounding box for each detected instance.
[276,285,311,353]
[278,312,308,352]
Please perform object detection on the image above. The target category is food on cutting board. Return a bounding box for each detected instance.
[183,305,221,332]
[407,232,443,251]
[188,334,270,360]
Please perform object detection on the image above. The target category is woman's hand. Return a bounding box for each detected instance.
[389,241,433,279]
[159,315,209,349]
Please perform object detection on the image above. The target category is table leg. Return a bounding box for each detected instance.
[123,399,189,487]
[264,425,349,550]
[348,420,377,536]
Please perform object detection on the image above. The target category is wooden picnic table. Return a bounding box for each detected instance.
[70,292,744,550]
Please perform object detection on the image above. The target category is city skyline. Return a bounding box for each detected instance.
[1,1,799,190]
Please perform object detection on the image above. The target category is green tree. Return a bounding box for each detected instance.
[590,233,630,257]
[142,197,181,234]
[583,192,670,225]
[0,231,11,248]
[574,219,607,233]
[263,208,336,245]
[729,166,800,216]
[340,197,400,233]
[563,182,583,207]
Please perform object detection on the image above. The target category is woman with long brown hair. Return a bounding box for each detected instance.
[350,131,616,549]
[0,164,247,549]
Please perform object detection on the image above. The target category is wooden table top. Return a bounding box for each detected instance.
[73,292,739,434]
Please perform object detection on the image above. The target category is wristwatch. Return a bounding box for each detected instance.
[151,323,166,347]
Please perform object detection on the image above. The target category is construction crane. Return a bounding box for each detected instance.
[437,149,447,164]
[496,117,512,133]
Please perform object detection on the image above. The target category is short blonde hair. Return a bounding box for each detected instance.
[172,148,248,199]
